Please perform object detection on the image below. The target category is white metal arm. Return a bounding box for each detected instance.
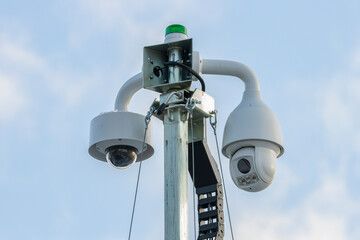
[114,57,261,111]
[201,59,260,91]
[114,72,143,111]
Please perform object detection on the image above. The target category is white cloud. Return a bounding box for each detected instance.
[73,0,223,47]
[0,74,27,122]
[271,162,301,198]
[46,71,102,108]
[234,173,359,240]
[0,36,46,71]
[56,208,76,229]
[320,49,360,156]
[73,0,193,55]
[350,45,360,72]
[0,32,103,111]
[77,0,126,27]
[77,0,191,27]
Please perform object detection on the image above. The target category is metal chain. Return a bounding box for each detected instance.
[128,106,156,240]
[210,110,235,240]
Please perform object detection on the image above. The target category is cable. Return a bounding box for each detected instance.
[185,98,198,240]
[164,61,206,92]
[128,161,142,240]
[210,113,235,240]
[156,91,182,115]
[190,111,197,240]
[128,108,154,240]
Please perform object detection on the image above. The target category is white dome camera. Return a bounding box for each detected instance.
[222,90,284,192]
[88,111,154,169]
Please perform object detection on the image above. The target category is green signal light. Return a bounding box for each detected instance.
[165,24,187,36]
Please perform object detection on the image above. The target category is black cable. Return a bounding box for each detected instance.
[164,61,206,92]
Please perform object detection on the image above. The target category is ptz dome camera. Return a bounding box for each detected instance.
[222,90,284,192]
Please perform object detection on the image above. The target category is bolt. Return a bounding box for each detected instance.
[175,92,183,99]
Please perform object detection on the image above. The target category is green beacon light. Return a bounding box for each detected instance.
[165,24,187,36]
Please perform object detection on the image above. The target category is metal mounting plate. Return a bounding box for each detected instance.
[189,89,215,120]
[143,39,193,93]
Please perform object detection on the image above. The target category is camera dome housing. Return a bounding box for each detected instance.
[229,145,277,192]
[222,90,284,192]
[105,145,138,169]
[88,111,154,167]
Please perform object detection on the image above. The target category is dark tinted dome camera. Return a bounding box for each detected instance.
[105,145,138,169]
[88,111,154,169]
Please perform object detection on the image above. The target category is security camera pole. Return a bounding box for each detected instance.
[163,36,189,239]
[88,24,284,240]
[143,25,225,239]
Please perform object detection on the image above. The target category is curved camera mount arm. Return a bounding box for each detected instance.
[114,57,261,112]
[114,72,143,111]
[201,59,260,91]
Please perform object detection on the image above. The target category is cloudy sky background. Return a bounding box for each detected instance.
[1,0,360,239]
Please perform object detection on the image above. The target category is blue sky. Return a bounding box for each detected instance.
[0,0,360,239]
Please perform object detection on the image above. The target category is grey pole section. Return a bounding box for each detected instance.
[164,33,189,239]
[164,107,188,240]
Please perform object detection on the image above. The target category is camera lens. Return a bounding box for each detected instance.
[237,158,251,174]
[105,145,138,169]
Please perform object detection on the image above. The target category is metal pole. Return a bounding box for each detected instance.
[164,47,189,240]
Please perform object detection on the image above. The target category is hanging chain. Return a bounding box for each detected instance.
[210,110,235,240]
[128,105,156,240]
[185,98,201,240]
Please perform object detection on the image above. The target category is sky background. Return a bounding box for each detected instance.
[1,0,360,239]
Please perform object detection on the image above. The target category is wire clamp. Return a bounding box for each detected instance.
[210,110,218,130]
[185,98,201,113]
